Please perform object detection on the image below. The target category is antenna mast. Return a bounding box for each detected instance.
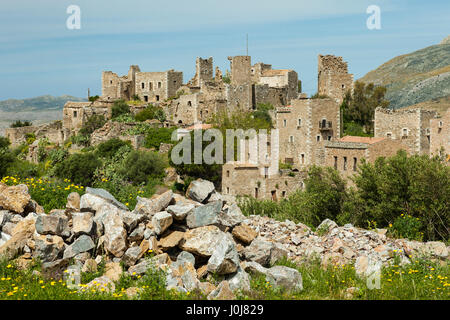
[246,34,248,56]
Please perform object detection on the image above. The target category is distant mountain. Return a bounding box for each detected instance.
[0,95,86,112]
[0,95,86,136]
[359,36,450,110]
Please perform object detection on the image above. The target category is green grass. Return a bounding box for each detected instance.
[1,255,448,300]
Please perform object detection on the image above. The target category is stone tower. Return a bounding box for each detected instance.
[317,54,354,105]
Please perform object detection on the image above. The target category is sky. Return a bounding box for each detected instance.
[0,0,449,100]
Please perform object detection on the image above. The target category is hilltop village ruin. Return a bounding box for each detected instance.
[5,54,449,200]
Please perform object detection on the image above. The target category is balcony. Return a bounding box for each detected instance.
[319,120,332,131]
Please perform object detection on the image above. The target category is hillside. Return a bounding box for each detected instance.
[0,95,85,136]
[0,94,85,112]
[359,36,450,110]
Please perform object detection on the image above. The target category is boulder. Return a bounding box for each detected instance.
[104,262,122,282]
[122,246,143,267]
[0,183,31,214]
[159,231,184,250]
[227,267,251,292]
[128,224,145,242]
[186,201,222,229]
[133,190,173,217]
[72,212,94,236]
[84,187,128,210]
[218,203,245,228]
[207,281,235,300]
[180,225,229,257]
[66,192,80,211]
[170,260,200,292]
[122,211,145,232]
[242,238,274,267]
[81,259,98,273]
[207,234,240,275]
[151,211,173,235]
[103,211,127,257]
[35,214,68,236]
[266,265,303,291]
[186,179,215,203]
[355,255,382,278]
[176,251,196,266]
[317,219,338,234]
[33,235,65,262]
[166,203,195,221]
[232,223,257,244]
[0,218,36,260]
[0,210,11,228]
[63,235,95,259]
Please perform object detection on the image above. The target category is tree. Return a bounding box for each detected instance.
[341,81,389,135]
[96,138,131,159]
[0,138,15,178]
[349,150,449,240]
[111,100,130,119]
[120,150,167,185]
[55,152,102,186]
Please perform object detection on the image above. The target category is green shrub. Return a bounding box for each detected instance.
[79,114,106,136]
[120,150,167,185]
[111,100,130,119]
[55,152,102,186]
[135,105,166,122]
[0,137,10,149]
[10,120,32,128]
[89,95,100,102]
[144,127,176,150]
[0,149,15,178]
[389,214,424,241]
[349,150,449,241]
[96,138,131,159]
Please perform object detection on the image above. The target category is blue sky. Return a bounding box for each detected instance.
[0,0,449,100]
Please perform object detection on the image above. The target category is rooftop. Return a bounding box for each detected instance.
[339,136,385,145]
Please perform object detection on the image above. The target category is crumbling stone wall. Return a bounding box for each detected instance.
[254,84,288,109]
[259,69,298,102]
[188,57,213,87]
[5,126,38,147]
[228,56,251,86]
[221,162,305,201]
[62,101,111,139]
[102,65,140,101]
[276,98,340,168]
[318,54,354,105]
[430,110,449,157]
[374,107,436,155]
[90,120,144,148]
[5,121,64,147]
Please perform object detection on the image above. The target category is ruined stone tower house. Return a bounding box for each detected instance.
[318,54,354,105]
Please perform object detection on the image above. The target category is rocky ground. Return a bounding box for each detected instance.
[0,179,448,299]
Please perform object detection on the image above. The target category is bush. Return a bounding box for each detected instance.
[96,138,131,159]
[388,214,424,241]
[0,137,10,149]
[0,149,15,178]
[10,120,32,128]
[135,105,166,122]
[111,100,130,119]
[79,114,106,136]
[120,150,167,185]
[144,127,176,150]
[89,95,100,102]
[349,150,449,241]
[55,152,102,186]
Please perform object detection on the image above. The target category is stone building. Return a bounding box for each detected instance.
[5,121,65,147]
[276,97,341,168]
[430,109,449,158]
[374,107,437,155]
[62,100,112,138]
[324,136,411,179]
[318,54,354,105]
[102,65,140,101]
[135,70,183,103]
[221,162,305,201]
